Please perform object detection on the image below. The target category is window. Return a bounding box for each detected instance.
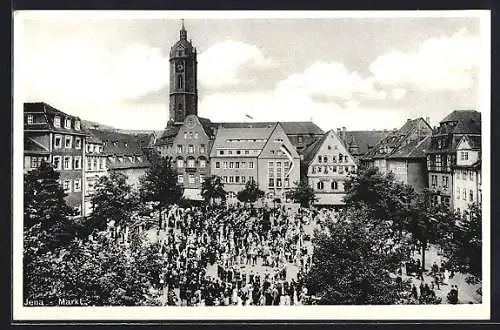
[54,116,61,128]
[228,150,233,155]
[460,151,469,161]
[323,156,328,163]
[74,137,81,149]
[318,156,322,163]
[327,145,331,150]
[456,186,460,197]
[241,162,246,168]
[75,121,81,130]
[216,162,221,169]
[64,135,72,149]
[249,162,254,169]
[188,145,194,153]
[87,158,92,170]
[331,181,338,190]
[184,132,188,139]
[200,159,206,168]
[74,179,81,192]
[54,135,62,148]
[241,176,246,183]
[317,181,324,190]
[470,171,474,181]
[461,170,466,180]
[63,180,71,192]
[189,132,193,139]
[194,132,199,139]
[178,175,184,183]
[74,156,82,169]
[244,150,249,155]
[100,158,105,170]
[469,190,474,201]
[235,162,240,169]
[435,155,442,171]
[229,176,234,183]
[223,161,228,169]
[219,150,224,155]
[269,178,275,187]
[63,156,72,170]
[177,159,184,168]
[298,136,303,144]
[177,145,183,153]
[177,75,183,89]
[276,178,282,187]
[437,139,442,149]
[200,144,206,153]
[187,158,195,168]
[223,176,228,183]
[27,115,33,124]
[200,175,204,183]
[188,174,195,184]
[339,154,343,163]
[65,118,71,129]
[431,175,437,188]
[229,162,234,169]
[463,189,467,200]
[442,176,448,189]
[236,150,241,155]
[235,176,240,183]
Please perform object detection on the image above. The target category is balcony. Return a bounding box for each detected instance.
[185,166,197,173]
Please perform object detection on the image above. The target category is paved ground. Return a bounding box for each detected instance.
[405,245,482,304]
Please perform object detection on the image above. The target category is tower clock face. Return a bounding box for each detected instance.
[176,62,184,72]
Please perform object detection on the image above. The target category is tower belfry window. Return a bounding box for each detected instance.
[177,75,183,89]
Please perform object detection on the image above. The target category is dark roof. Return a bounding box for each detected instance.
[436,110,481,135]
[198,117,217,137]
[460,135,482,149]
[216,121,324,135]
[345,130,390,155]
[24,137,50,153]
[301,132,329,165]
[24,102,86,136]
[387,135,431,159]
[365,118,432,159]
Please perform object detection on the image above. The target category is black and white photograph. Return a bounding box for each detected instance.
[13,10,490,321]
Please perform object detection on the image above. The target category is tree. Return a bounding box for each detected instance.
[405,189,456,271]
[444,202,482,282]
[201,175,227,205]
[286,179,317,207]
[343,167,412,221]
[24,161,78,250]
[237,179,265,203]
[24,228,162,306]
[302,206,410,305]
[139,156,183,228]
[90,172,139,231]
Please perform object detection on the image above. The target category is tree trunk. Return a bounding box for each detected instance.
[421,240,427,271]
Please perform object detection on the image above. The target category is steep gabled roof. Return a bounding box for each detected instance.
[24,137,50,153]
[301,132,329,165]
[209,125,276,157]
[457,135,482,150]
[24,102,86,135]
[216,121,324,135]
[344,130,389,155]
[387,135,431,159]
[437,110,481,135]
[89,130,145,156]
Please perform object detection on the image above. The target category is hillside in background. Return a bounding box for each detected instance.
[82,120,162,136]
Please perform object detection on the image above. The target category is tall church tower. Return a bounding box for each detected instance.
[169,20,198,124]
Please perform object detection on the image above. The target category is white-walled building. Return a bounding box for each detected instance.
[453,135,481,213]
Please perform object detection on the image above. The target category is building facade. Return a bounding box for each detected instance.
[210,123,300,202]
[362,118,432,192]
[83,130,108,215]
[426,110,481,209]
[90,130,151,188]
[24,102,87,216]
[452,135,481,213]
[302,130,357,206]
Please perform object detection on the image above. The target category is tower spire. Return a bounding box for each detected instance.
[180,19,187,40]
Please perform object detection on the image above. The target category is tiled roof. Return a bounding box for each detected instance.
[461,135,482,149]
[436,110,481,135]
[210,125,276,156]
[24,102,86,136]
[216,121,324,135]
[344,130,389,155]
[301,131,329,165]
[24,137,50,153]
[387,135,431,159]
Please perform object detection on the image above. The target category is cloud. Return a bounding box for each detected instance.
[369,28,480,91]
[197,40,275,89]
[391,88,407,100]
[276,62,387,102]
[22,41,171,106]
[199,90,405,132]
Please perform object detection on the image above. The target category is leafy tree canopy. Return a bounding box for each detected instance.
[237,179,265,203]
[201,175,227,205]
[286,179,317,208]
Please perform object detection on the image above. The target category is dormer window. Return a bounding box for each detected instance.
[65,118,71,129]
[75,121,81,130]
[27,115,33,124]
[54,116,61,128]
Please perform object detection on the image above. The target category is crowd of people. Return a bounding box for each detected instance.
[148,204,333,306]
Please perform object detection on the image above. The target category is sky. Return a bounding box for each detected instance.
[17,12,487,132]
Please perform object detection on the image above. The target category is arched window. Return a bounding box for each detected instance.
[339,153,343,162]
[177,75,183,89]
[331,181,338,190]
[317,181,324,190]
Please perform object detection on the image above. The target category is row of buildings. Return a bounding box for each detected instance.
[23,21,482,216]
